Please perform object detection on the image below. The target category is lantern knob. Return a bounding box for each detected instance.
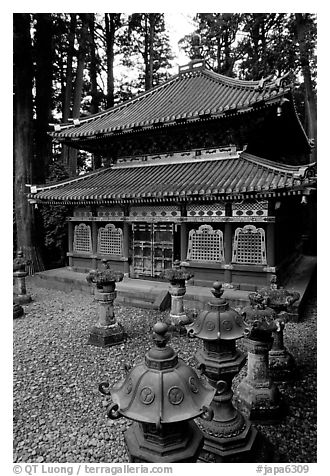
[152,322,170,348]
[211,281,224,299]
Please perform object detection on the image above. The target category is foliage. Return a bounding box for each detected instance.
[162,267,193,284]
[86,260,124,288]
[179,13,317,138]
[179,13,243,76]
[121,13,174,91]
[180,13,316,82]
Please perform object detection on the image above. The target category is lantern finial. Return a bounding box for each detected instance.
[152,322,170,348]
[211,281,224,300]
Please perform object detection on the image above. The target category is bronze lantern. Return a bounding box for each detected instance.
[186,281,258,462]
[99,322,215,463]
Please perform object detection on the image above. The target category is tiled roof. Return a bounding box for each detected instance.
[30,153,316,204]
[50,65,292,140]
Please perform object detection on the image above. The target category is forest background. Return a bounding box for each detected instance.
[12,11,317,273]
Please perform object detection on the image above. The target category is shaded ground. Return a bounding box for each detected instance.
[13,279,316,463]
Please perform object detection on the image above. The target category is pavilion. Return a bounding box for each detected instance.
[29,60,316,291]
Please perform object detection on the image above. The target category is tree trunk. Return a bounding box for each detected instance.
[61,14,76,171]
[295,13,317,162]
[70,13,89,176]
[14,13,44,273]
[216,35,221,73]
[105,13,116,109]
[88,13,102,169]
[34,13,53,184]
[144,15,150,91]
[148,13,155,90]
[89,13,99,115]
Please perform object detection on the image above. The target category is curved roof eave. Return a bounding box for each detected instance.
[49,66,293,141]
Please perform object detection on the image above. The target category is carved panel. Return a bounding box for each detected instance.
[187,203,225,218]
[73,207,92,218]
[232,200,268,217]
[97,206,124,220]
[130,205,181,219]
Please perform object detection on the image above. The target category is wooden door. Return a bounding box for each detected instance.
[132,223,173,277]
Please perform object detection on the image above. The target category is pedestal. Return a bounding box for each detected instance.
[196,341,258,462]
[165,284,190,334]
[236,337,286,423]
[88,290,126,347]
[124,421,204,463]
[269,322,297,381]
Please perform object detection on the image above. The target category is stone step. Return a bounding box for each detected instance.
[117,297,161,310]
[29,255,316,320]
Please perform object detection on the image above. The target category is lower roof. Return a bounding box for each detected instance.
[29,152,316,205]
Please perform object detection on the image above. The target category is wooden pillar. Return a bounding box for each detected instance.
[68,221,73,268]
[224,222,232,283]
[92,220,98,269]
[266,223,275,267]
[180,222,188,261]
[123,221,130,275]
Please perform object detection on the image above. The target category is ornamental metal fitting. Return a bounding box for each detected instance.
[186,281,247,341]
[86,259,124,290]
[99,322,215,428]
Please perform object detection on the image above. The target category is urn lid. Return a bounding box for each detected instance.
[109,322,215,425]
[186,282,246,341]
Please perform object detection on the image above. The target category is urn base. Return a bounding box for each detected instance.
[269,350,297,382]
[197,413,259,462]
[236,379,286,424]
[124,420,203,463]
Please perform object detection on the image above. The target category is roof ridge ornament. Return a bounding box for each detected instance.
[179,58,206,75]
[275,70,293,89]
[256,74,273,91]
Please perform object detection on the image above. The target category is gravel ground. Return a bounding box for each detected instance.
[13,278,317,464]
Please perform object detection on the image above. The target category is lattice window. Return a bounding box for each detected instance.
[187,203,225,217]
[97,224,123,256]
[232,200,268,217]
[232,225,267,265]
[187,225,224,262]
[73,223,92,253]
